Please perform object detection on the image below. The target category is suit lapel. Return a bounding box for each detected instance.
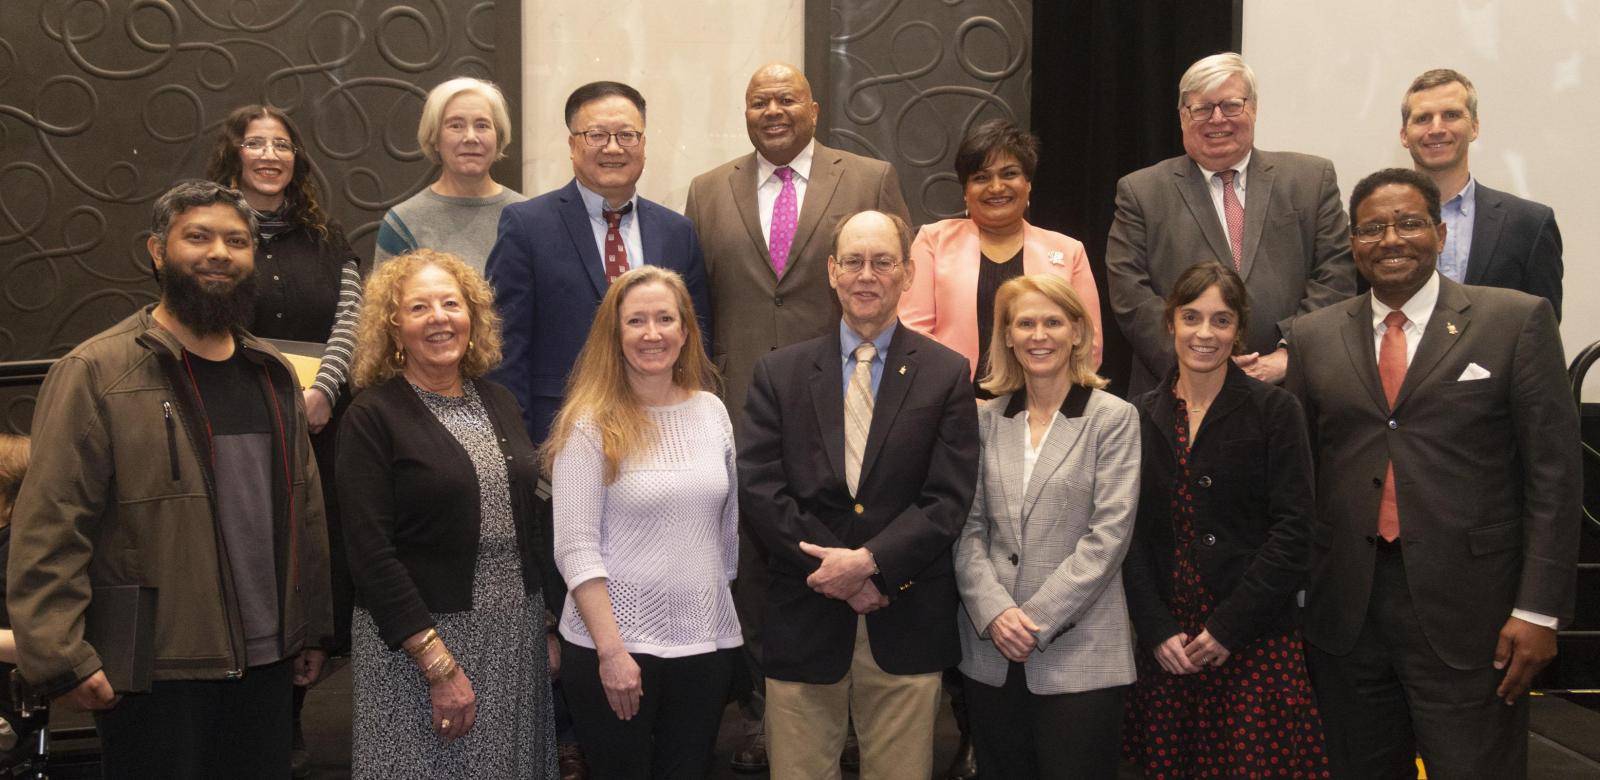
[1238,153,1275,280]
[1174,161,1235,266]
[1022,412,1088,523]
[858,326,916,488]
[810,335,848,488]
[557,182,608,298]
[1339,296,1389,414]
[993,403,1025,548]
[1463,188,1505,286]
[636,198,666,270]
[790,145,843,283]
[1394,280,1472,410]
[728,155,773,275]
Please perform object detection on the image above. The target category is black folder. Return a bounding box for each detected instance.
[84,585,157,694]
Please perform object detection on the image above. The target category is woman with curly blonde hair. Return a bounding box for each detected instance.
[338,249,559,777]
[544,266,740,778]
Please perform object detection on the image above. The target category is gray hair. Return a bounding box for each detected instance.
[150,179,257,248]
[417,77,514,164]
[1178,52,1257,111]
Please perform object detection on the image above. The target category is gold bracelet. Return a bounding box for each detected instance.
[424,654,459,685]
[404,628,440,657]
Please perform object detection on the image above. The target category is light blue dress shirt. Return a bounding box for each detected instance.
[1437,177,1476,283]
[575,180,643,275]
[839,319,897,398]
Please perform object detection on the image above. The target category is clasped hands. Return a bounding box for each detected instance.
[799,541,888,614]
[1153,629,1231,675]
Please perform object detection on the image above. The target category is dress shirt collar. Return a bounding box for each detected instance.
[574,179,638,220]
[757,139,815,185]
[1196,149,1252,186]
[1370,270,1441,335]
[840,317,896,363]
[1443,174,1477,207]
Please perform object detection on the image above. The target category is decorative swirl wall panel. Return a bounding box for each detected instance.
[0,0,520,432]
[814,0,1031,225]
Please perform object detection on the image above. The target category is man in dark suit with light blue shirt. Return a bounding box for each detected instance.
[1287,168,1580,780]
[1400,68,1563,318]
[486,81,711,444]
[739,210,978,780]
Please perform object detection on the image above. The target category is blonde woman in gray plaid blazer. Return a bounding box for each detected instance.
[954,274,1140,779]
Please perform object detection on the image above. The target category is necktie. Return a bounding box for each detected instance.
[602,202,634,284]
[769,166,797,276]
[1218,169,1244,271]
[1377,311,1408,541]
[844,341,876,496]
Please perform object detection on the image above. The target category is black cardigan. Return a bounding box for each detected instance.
[1121,362,1316,652]
[337,376,562,650]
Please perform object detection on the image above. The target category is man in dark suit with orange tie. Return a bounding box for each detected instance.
[1287,168,1580,779]
[739,210,978,780]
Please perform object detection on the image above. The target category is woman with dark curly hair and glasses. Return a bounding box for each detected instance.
[205,104,364,774]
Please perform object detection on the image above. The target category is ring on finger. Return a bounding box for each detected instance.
[440,718,451,731]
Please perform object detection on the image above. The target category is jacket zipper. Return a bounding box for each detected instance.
[162,401,180,480]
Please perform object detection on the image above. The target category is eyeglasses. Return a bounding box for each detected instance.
[1183,98,1250,122]
[833,256,902,275]
[573,130,643,148]
[1352,218,1434,243]
[240,137,296,155]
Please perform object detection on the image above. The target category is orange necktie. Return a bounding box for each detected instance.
[1377,311,1408,541]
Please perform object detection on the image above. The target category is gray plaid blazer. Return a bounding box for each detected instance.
[955,383,1140,694]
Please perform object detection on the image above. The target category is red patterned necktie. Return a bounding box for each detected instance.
[1377,311,1408,541]
[603,202,634,284]
[769,166,797,276]
[1218,169,1243,271]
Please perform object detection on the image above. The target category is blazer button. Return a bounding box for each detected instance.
[1388,419,1399,429]
[1372,477,1383,488]
[1196,475,1212,488]
[1365,535,1377,545]
[1201,533,1217,546]
[1008,553,1019,566]
[854,503,865,515]
[774,295,784,306]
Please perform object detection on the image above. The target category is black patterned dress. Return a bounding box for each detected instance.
[1123,396,1330,779]
[350,384,558,778]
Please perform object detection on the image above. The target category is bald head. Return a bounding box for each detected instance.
[745,62,819,166]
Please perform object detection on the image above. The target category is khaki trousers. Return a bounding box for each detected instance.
[767,615,942,780]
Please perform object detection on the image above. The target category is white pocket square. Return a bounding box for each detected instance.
[1457,363,1491,381]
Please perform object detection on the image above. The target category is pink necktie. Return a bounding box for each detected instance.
[769,166,797,276]
[1218,169,1243,271]
[1377,311,1408,541]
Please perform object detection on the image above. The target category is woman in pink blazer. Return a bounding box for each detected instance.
[900,120,1102,398]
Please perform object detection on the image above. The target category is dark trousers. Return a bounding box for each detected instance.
[561,639,735,779]
[962,665,1125,780]
[1307,543,1529,780]
[95,657,294,780]
[730,526,769,720]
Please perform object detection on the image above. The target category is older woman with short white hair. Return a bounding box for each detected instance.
[375,77,526,272]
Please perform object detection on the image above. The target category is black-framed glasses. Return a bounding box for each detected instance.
[1183,98,1250,122]
[1352,218,1434,243]
[573,130,643,148]
[240,137,296,155]
[833,256,902,275]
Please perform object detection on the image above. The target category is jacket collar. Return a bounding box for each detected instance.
[1001,381,1091,419]
[132,304,277,367]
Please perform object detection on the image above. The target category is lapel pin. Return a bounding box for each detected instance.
[1446,322,1458,335]
[898,365,907,375]
[1047,251,1064,266]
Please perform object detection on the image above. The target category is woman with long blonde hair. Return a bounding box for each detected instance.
[545,266,740,779]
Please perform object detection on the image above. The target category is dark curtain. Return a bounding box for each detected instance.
[1029,1,1239,395]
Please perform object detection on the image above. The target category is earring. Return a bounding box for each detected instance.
[393,347,406,367]
[467,338,475,351]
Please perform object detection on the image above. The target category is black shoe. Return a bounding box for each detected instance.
[731,730,768,773]
[943,735,977,780]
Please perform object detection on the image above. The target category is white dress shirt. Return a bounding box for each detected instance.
[756,140,815,245]
[575,180,643,273]
[1196,150,1251,241]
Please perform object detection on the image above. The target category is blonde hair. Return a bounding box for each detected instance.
[979,274,1108,395]
[352,249,502,388]
[0,434,30,527]
[1178,52,1257,111]
[417,77,514,164]
[542,267,718,484]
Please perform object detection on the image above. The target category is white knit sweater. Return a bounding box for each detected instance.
[551,391,743,657]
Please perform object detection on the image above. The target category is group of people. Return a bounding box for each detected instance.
[0,48,1581,780]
